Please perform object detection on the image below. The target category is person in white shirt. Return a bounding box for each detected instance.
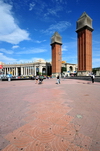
[91,74,95,83]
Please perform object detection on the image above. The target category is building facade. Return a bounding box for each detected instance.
[0,60,51,76]
[62,61,78,76]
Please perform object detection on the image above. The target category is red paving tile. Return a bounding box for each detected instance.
[49,136,71,151]
[23,140,46,151]
[5,129,33,148]
[2,144,18,151]
[0,79,100,150]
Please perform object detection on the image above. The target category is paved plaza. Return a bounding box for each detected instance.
[0,78,100,151]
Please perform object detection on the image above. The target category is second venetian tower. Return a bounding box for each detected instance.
[76,12,93,76]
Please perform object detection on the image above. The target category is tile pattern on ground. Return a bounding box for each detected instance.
[1,79,100,150]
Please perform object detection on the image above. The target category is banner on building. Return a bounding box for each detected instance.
[0,65,3,69]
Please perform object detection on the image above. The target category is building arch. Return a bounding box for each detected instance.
[42,68,46,75]
[69,66,73,72]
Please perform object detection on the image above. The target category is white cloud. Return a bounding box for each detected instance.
[67,10,72,13]
[12,45,19,49]
[32,57,46,62]
[41,21,71,34]
[62,55,77,64]
[52,0,67,5]
[62,40,77,64]
[62,41,77,52]
[0,53,17,64]
[62,45,68,51]
[15,57,47,64]
[34,40,46,43]
[0,53,47,64]
[17,48,47,54]
[44,6,63,17]
[29,2,35,11]
[0,48,13,54]
[0,1,30,44]
[92,58,100,68]
[45,58,51,63]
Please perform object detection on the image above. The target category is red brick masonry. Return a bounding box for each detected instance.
[77,29,92,72]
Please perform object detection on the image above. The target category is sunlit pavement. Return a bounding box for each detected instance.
[0,78,100,151]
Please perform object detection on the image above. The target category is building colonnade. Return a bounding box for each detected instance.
[3,62,51,76]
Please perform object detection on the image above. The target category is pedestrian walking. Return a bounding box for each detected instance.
[39,75,44,84]
[64,74,66,79]
[91,74,95,83]
[56,75,60,84]
[35,75,39,84]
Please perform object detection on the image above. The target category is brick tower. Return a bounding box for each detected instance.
[76,12,93,76]
[51,32,62,77]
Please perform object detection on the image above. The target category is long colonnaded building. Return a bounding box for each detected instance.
[0,59,51,76]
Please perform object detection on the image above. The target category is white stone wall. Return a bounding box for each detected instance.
[62,63,77,76]
[96,71,100,76]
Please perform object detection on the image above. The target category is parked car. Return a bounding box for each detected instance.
[31,76,36,80]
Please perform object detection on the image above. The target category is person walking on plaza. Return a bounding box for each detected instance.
[91,73,95,83]
[57,75,60,84]
[39,75,44,84]
[35,75,39,84]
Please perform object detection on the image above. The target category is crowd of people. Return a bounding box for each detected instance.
[34,72,96,85]
[35,74,61,84]
[35,75,44,84]
[35,75,52,84]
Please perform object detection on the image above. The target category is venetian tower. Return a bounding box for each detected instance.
[51,32,62,77]
[76,12,93,76]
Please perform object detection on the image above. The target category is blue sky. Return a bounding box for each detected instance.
[0,0,100,67]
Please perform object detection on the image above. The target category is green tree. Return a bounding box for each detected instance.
[61,67,66,73]
[39,72,42,75]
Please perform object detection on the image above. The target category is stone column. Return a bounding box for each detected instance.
[30,66,32,75]
[30,66,31,75]
[23,67,25,75]
[34,66,36,76]
[21,67,23,75]
[4,68,6,75]
[7,68,8,74]
[14,68,15,76]
[16,67,18,76]
[28,67,29,75]
[32,66,34,75]
[39,65,42,75]
[8,68,10,74]
[25,67,27,76]
[25,67,26,75]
